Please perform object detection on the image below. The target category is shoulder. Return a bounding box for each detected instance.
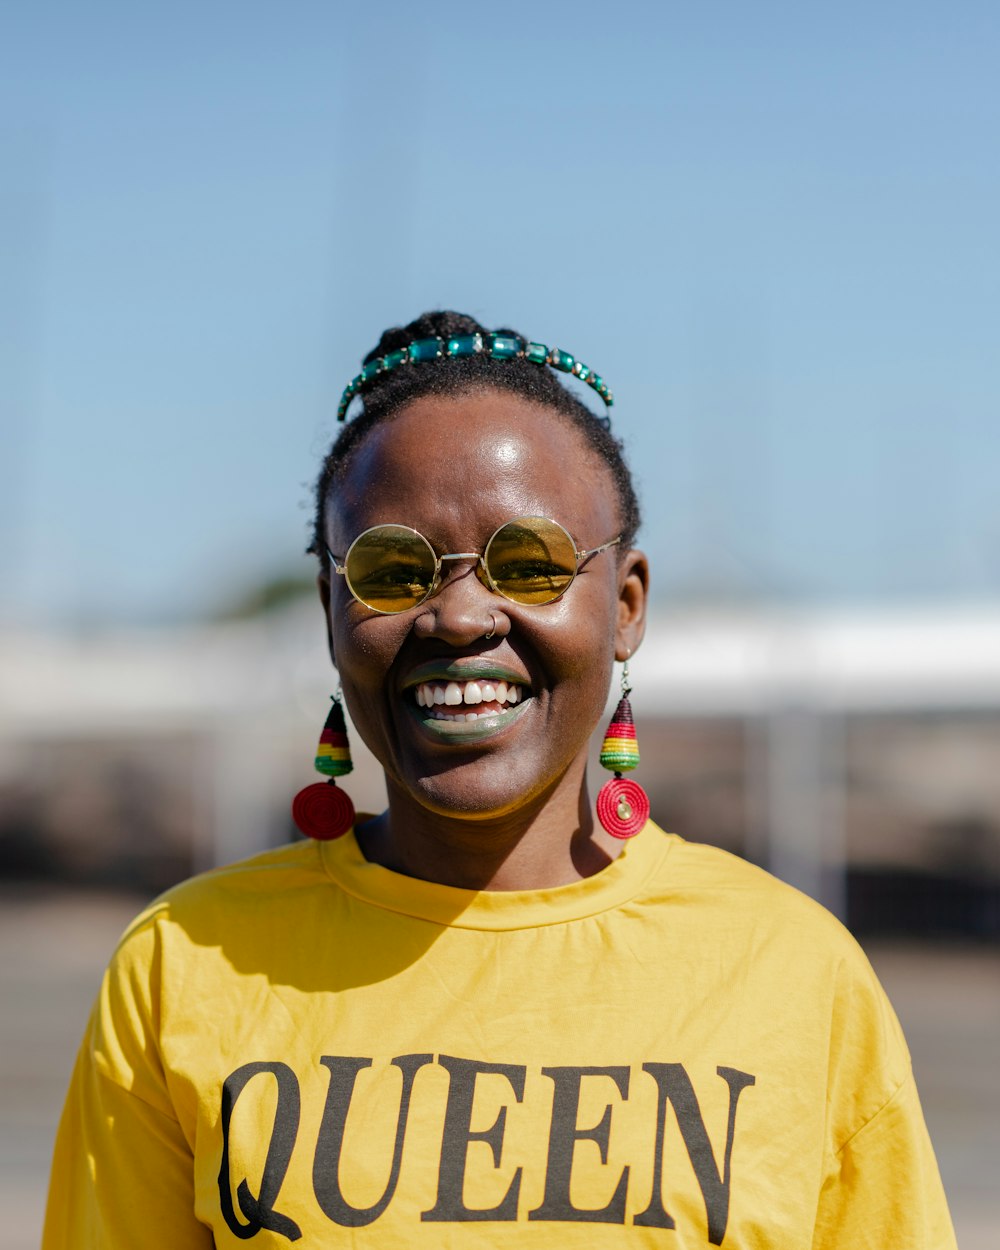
[93,841,331,1072]
[649,829,912,1136]
[647,829,908,1058]
[108,839,329,970]
[647,828,861,955]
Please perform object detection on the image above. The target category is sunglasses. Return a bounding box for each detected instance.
[327,516,621,615]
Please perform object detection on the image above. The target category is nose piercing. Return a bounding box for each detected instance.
[484,613,497,640]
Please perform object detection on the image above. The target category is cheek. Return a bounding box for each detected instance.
[525,610,618,731]
[331,619,409,765]
[541,579,620,667]
[343,628,396,670]
[330,604,410,688]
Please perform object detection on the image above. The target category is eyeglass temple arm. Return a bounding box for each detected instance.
[576,536,622,561]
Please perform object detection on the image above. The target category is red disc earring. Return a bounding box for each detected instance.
[292,693,356,840]
[596,661,650,839]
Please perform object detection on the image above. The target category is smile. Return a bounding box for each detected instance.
[402,663,534,742]
[415,679,525,715]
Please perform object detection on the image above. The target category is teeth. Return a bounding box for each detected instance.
[413,678,529,713]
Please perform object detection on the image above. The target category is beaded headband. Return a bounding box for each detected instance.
[336,331,614,424]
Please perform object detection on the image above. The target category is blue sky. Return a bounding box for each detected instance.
[2,0,998,624]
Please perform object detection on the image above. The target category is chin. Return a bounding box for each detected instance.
[410,781,528,822]
[404,760,552,822]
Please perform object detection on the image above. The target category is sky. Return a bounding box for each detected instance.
[2,0,998,625]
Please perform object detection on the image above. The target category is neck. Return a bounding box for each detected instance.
[356,761,624,891]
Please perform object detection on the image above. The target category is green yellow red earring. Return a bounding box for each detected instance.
[596,660,650,839]
[292,693,356,840]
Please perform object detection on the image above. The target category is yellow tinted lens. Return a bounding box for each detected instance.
[345,526,436,612]
[485,517,577,604]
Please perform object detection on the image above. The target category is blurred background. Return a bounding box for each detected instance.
[1,1,998,1245]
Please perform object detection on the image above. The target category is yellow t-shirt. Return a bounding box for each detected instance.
[44,823,956,1248]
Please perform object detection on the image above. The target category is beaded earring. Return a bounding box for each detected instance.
[292,693,356,840]
[596,661,650,839]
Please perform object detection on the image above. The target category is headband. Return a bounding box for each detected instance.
[336,331,614,423]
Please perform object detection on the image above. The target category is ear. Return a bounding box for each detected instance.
[615,548,649,661]
[317,572,336,667]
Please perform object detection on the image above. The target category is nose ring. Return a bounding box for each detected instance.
[484,613,497,640]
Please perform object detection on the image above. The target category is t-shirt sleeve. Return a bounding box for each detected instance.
[42,910,213,1250]
[809,939,957,1250]
[811,1072,957,1249]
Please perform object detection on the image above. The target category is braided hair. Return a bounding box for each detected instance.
[310,311,641,567]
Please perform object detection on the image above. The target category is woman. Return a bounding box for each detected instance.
[44,312,956,1247]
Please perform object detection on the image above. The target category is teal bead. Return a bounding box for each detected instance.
[488,334,520,359]
[446,333,483,357]
[525,341,549,364]
[337,375,362,419]
[409,337,444,362]
[336,331,612,424]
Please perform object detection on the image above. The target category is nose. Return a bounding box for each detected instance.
[411,560,508,646]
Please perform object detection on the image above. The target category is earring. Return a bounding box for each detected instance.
[596,660,650,839]
[292,693,357,840]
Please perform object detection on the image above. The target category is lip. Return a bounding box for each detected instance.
[401,657,532,691]
[408,698,534,743]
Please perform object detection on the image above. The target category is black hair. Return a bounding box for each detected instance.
[309,310,641,567]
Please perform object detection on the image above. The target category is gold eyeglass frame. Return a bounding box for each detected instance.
[327,515,621,615]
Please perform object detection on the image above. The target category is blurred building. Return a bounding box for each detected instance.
[1,601,999,939]
[632,606,1000,938]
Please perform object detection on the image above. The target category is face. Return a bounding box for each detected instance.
[319,389,647,821]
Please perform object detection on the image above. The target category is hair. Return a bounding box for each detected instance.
[309,311,641,567]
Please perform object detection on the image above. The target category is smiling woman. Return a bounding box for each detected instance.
[314,383,646,882]
[43,312,957,1248]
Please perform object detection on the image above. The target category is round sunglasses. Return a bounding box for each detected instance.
[327,516,621,615]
